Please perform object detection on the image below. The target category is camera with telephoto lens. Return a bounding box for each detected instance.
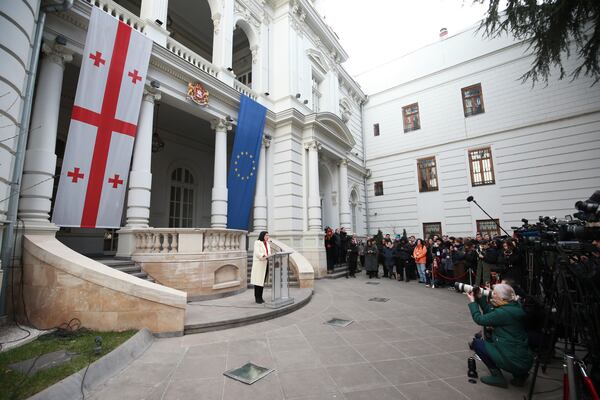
[454,282,491,299]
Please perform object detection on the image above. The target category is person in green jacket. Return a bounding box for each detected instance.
[466,283,533,388]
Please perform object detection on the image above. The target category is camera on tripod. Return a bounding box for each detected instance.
[454,282,491,299]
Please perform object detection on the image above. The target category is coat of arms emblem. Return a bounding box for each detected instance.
[187,82,209,106]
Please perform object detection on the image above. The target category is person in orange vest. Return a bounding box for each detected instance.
[413,239,427,283]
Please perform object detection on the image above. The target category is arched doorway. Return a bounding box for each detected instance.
[167,0,213,62]
[232,25,253,87]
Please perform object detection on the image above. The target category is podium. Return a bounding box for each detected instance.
[267,252,294,308]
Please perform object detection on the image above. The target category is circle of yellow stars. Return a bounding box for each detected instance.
[234,151,256,181]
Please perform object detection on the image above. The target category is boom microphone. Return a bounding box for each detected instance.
[466,196,474,202]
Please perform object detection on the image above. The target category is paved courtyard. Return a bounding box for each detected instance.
[88,276,561,400]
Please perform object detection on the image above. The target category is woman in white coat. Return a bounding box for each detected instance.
[250,231,270,303]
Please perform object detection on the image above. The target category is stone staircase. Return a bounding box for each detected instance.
[94,257,154,282]
[324,263,349,279]
[246,252,299,287]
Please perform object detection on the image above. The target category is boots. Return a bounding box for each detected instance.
[480,368,508,388]
[510,373,529,387]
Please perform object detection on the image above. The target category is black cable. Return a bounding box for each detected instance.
[9,352,44,400]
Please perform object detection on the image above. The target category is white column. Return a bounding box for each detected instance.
[211,119,231,228]
[306,140,322,231]
[18,42,72,230]
[140,0,169,46]
[338,158,351,231]
[252,135,270,232]
[116,88,160,257]
[212,0,235,85]
[125,88,160,227]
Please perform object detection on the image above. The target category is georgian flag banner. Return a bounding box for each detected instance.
[52,7,152,228]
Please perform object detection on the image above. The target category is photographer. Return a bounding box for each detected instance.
[466,283,533,388]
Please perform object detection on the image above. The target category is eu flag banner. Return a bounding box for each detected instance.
[227,95,267,230]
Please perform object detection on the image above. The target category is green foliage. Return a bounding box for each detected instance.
[0,329,135,400]
[475,0,600,85]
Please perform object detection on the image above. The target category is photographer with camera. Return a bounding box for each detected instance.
[466,283,533,388]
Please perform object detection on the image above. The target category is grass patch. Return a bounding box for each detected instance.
[0,329,136,400]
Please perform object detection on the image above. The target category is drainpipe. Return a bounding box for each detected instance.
[0,0,73,319]
[359,96,370,235]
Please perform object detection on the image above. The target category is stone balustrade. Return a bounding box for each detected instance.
[131,228,247,300]
[84,0,146,32]
[233,80,258,100]
[133,228,245,255]
[165,38,219,78]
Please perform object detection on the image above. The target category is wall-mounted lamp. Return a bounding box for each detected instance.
[150,80,160,89]
[227,67,234,72]
[303,99,309,105]
[155,19,163,26]
[226,115,234,122]
[55,35,67,46]
[295,93,301,98]
[264,92,270,96]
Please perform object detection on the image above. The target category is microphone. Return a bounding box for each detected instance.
[465,195,511,237]
[466,196,474,202]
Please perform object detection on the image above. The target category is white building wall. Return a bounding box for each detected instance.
[364,31,600,238]
[0,0,40,232]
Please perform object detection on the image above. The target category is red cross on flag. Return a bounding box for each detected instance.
[52,7,152,228]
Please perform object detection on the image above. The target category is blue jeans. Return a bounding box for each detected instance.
[471,337,497,370]
[417,263,426,282]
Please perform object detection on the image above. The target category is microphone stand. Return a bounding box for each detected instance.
[469,198,512,237]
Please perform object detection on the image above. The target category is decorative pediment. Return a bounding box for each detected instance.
[306,49,329,74]
[313,112,355,149]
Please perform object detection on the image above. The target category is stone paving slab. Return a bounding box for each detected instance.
[88,276,564,400]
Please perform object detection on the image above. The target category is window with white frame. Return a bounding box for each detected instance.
[169,168,195,228]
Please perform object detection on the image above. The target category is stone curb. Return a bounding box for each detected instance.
[184,289,313,334]
[29,328,154,400]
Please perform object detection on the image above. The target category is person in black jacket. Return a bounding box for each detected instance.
[346,235,359,278]
[464,241,479,284]
[497,240,521,281]
[324,228,335,273]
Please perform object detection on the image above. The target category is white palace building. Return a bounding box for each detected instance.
[0,0,598,334]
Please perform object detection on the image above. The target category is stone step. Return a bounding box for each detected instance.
[93,257,154,282]
[324,264,349,279]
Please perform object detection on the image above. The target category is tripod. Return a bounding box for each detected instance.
[526,245,600,400]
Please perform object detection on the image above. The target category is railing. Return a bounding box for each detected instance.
[133,228,246,255]
[134,230,178,254]
[233,79,258,100]
[84,0,146,32]
[166,38,219,78]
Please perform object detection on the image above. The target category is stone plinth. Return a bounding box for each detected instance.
[19,234,187,335]
[131,228,247,300]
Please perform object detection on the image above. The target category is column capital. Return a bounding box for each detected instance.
[304,140,321,151]
[42,42,73,67]
[212,12,222,34]
[262,132,272,148]
[211,118,233,132]
[142,86,162,103]
[338,158,348,167]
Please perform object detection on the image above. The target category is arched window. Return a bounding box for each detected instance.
[169,168,195,228]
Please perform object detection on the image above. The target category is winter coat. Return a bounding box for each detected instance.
[250,240,270,287]
[382,246,396,267]
[364,244,379,272]
[469,298,533,374]
[413,245,427,264]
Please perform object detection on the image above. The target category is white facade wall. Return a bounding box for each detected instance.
[0,0,40,233]
[363,31,600,238]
